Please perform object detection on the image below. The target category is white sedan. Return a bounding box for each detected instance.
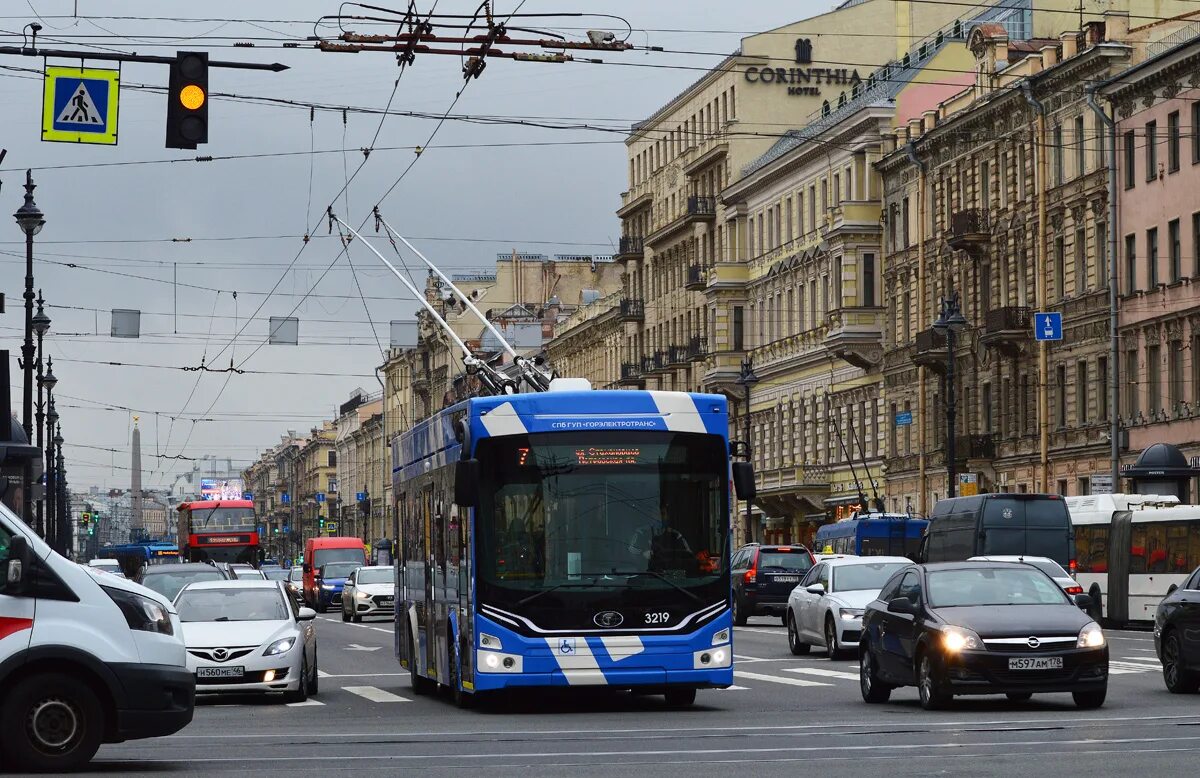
[968,555,1084,595]
[341,565,395,623]
[787,556,910,659]
[175,580,318,703]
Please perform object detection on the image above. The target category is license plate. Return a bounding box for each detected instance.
[197,666,244,679]
[1008,656,1063,671]
[773,576,800,583]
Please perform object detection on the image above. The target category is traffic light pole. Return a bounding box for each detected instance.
[0,46,287,71]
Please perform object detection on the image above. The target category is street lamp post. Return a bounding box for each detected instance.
[15,169,45,523]
[54,424,66,557]
[932,292,969,499]
[736,359,759,545]
[32,293,50,536]
[45,393,58,550]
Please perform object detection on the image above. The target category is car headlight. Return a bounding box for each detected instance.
[838,608,864,621]
[941,625,983,652]
[264,637,296,656]
[356,590,371,600]
[321,584,336,590]
[1078,622,1105,648]
[102,586,173,636]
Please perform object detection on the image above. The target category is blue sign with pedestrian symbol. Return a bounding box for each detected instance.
[1034,312,1063,341]
[281,492,291,504]
[42,66,120,145]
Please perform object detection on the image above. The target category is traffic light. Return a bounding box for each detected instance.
[166,51,208,149]
[318,516,325,531]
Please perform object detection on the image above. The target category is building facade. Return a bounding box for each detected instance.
[296,422,336,539]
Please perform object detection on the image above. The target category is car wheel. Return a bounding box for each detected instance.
[664,687,697,708]
[352,612,362,624]
[917,652,950,710]
[0,673,104,773]
[787,612,811,655]
[307,649,319,696]
[1162,631,1200,694]
[825,616,842,660]
[1072,687,1106,709]
[284,656,309,703]
[1006,692,1033,702]
[341,606,350,622]
[409,634,436,696]
[733,596,748,627]
[859,645,892,703]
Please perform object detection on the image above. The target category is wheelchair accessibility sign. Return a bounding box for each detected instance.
[557,638,576,655]
[42,65,120,145]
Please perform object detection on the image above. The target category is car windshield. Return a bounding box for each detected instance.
[176,588,290,622]
[141,570,226,600]
[262,569,289,581]
[321,562,359,579]
[928,567,1069,607]
[288,568,304,581]
[357,568,393,584]
[758,551,812,572]
[233,568,265,579]
[832,562,907,592]
[313,548,364,569]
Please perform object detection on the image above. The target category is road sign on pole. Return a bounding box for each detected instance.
[42,65,120,145]
[1034,312,1062,341]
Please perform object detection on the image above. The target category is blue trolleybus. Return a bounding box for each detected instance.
[392,384,753,707]
[99,541,181,578]
[815,513,928,559]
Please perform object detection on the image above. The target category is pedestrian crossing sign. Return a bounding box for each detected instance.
[42,65,120,145]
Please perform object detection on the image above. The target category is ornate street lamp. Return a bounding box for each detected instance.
[736,359,760,544]
[15,170,45,522]
[932,292,969,498]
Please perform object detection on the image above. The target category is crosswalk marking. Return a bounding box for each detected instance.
[285,698,325,707]
[733,670,832,687]
[343,685,410,703]
[785,667,861,681]
[1110,659,1160,675]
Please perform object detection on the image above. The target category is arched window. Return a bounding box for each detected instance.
[821,100,831,117]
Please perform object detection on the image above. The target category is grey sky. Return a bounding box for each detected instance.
[0,0,835,490]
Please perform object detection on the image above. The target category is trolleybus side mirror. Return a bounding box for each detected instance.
[5,535,32,595]
[732,461,756,502]
[455,459,480,507]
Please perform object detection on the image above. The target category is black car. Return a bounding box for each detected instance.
[731,544,815,626]
[859,561,1107,710]
[135,561,231,601]
[1155,565,1200,693]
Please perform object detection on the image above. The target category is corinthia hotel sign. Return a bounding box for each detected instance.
[744,38,862,96]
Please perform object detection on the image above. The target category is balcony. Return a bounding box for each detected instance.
[823,306,885,369]
[912,327,948,373]
[652,351,670,372]
[641,355,656,375]
[687,196,716,219]
[615,236,644,261]
[617,298,644,322]
[618,362,644,387]
[668,345,689,367]
[685,264,707,291]
[687,336,708,362]
[979,306,1032,356]
[946,208,990,258]
[954,434,996,461]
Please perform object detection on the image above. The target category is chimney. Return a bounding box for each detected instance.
[1060,31,1078,59]
[1040,44,1059,69]
[1104,11,1129,42]
[923,109,938,133]
[908,117,924,140]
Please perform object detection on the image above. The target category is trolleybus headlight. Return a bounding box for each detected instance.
[712,649,727,665]
[484,653,501,669]
[711,629,730,646]
[480,633,503,650]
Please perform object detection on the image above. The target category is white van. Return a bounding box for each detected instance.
[0,503,195,772]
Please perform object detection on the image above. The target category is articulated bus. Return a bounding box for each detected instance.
[1067,494,1200,625]
[815,513,928,558]
[392,382,753,707]
[176,499,261,566]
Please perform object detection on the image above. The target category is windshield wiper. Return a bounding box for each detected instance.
[591,570,704,604]
[516,580,603,607]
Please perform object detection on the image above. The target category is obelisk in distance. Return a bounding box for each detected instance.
[131,415,143,533]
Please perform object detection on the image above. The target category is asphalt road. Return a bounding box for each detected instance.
[86,615,1200,776]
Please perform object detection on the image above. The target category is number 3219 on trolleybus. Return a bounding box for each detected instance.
[176,499,261,566]
[393,383,755,708]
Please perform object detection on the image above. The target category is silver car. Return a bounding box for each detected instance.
[341,565,395,623]
[787,556,911,659]
[175,580,318,703]
[968,555,1083,596]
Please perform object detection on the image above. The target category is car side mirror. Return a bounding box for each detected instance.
[5,535,32,596]
[1167,583,1179,596]
[805,583,825,595]
[1073,593,1093,610]
[732,461,756,502]
[455,459,480,508]
[887,597,917,615]
[297,607,317,621]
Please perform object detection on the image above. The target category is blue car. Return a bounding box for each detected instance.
[314,561,360,612]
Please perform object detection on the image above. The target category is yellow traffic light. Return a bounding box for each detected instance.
[179,84,206,111]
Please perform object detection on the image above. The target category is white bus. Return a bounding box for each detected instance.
[1066,494,1200,625]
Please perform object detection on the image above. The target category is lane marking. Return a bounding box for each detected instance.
[734,627,786,635]
[718,685,750,691]
[785,667,861,681]
[346,643,382,652]
[314,672,406,679]
[285,699,325,707]
[343,685,411,703]
[317,670,331,678]
[733,670,832,687]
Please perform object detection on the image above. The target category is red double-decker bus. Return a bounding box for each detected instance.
[176,499,260,566]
